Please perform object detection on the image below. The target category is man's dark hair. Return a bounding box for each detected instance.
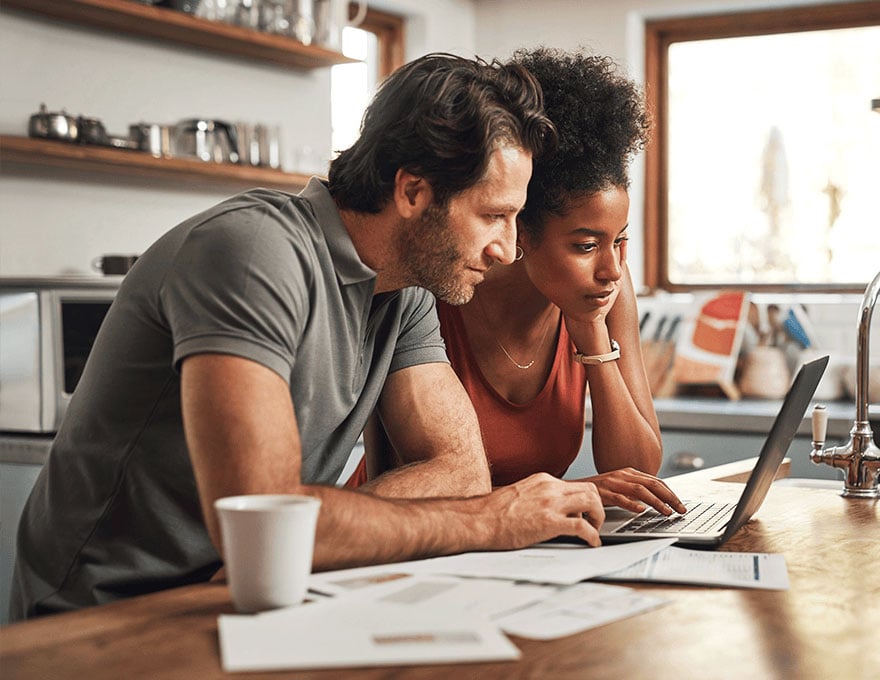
[513,47,651,240]
[328,53,556,213]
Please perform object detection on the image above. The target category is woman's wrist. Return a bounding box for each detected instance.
[568,319,614,356]
[573,339,620,365]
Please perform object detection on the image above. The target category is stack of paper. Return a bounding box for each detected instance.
[219,576,522,672]
[598,546,790,589]
[309,537,677,591]
[218,538,789,672]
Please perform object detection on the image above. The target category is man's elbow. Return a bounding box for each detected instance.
[452,457,492,496]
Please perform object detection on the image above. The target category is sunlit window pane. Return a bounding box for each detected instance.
[330,27,379,156]
[666,26,880,286]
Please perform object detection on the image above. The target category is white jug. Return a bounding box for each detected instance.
[314,0,368,52]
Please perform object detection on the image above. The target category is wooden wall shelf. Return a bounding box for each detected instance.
[0,135,311,192]
[3,0,358,69]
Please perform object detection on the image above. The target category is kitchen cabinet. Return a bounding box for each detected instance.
[566,427,841,482]
[567,398,865,483]
[0,462,44,627]
[658,430,839,479]
[0,435,52,627]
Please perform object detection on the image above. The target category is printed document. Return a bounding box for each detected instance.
[219,573,673,671]
[218,576,521,672]
[597,546,790,590]
[309,538,676,594]
[495,582,668,640]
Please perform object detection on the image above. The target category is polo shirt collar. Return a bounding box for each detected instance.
[300,177,377,286]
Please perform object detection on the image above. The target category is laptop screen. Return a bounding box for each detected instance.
[722,354,829,539]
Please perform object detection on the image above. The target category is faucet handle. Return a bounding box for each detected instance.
[811,404,828,446]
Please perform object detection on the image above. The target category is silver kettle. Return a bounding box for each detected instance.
[172,119,240,163]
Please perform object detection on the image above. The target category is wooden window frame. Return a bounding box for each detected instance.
[356,5,405,78]
[643,1,880,293]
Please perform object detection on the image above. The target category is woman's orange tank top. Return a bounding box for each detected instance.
[438,302,588,486]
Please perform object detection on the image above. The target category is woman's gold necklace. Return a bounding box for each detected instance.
[474,295,557,370]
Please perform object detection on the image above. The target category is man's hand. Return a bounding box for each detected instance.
[482,473,605,547]
[580,468,687,515]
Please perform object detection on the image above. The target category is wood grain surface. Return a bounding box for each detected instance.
[1,459,877,680]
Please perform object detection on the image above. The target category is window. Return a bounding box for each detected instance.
[644,2,880,292]
[331,6,404,156]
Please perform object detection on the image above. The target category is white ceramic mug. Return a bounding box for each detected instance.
[215,494,321,613]
[313,0,367,51]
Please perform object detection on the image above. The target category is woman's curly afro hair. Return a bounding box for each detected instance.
[514,47,651,240]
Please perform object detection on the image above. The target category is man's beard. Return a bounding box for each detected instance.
[398,202,475,306]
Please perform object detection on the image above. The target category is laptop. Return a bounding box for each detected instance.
[598,354,829,548]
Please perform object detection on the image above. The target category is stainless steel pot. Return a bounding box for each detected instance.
[78,117,110,146]
[28,104,79,142]
[172,119,239,163]
[75,116,138,150]
[129,122,173,157]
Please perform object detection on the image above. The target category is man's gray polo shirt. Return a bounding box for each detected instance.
[10,178,448,619]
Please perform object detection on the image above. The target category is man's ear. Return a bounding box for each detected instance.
[393,169,434,218]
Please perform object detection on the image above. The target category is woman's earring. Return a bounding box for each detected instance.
[515,245,524,261]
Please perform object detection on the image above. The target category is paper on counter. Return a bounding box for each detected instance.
[321,573,554,620]
[596,546,790,590]
[495,582,669,640]
[218,575,521,672]
[309,538,676,594]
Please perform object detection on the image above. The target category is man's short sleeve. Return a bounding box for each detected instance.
[161,204,312,382]
[389,287,449,373]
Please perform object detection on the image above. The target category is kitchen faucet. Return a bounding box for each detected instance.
[810,269,880,498]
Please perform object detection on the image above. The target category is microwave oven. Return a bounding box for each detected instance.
[0,277,120,433]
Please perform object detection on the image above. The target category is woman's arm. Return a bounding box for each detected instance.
[565,267,686,514]
[587,266,662,474]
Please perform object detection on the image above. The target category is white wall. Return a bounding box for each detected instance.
[0,1,476,277]
[369,0,477,61]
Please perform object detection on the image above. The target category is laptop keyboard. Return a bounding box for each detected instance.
[618,501,734,535]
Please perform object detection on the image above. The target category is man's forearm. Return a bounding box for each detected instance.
[358,454,491,498]
[307,484,491,570]
[307,473,606,572]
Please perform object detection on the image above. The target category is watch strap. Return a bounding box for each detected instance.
[573,339,621,365]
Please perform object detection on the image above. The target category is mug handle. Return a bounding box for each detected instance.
[348,0,367,27]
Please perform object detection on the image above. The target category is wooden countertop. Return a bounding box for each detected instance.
[1,459,878,680]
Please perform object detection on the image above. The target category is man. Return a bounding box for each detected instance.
[11,53,605,621]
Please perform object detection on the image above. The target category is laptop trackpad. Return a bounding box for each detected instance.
[601,507,642,533]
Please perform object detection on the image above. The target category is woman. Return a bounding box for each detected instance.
[351,48,685,516]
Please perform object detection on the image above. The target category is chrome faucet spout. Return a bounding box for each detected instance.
[855,270,880,425]
[809,269,880,498]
